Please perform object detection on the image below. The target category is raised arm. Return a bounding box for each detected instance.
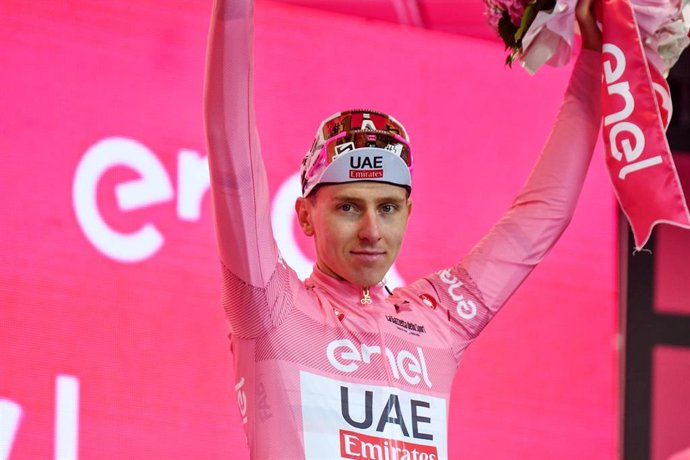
[204,0,277,287]
[460,2,602,313]
[401,6,604,357]
[460,48,601,313]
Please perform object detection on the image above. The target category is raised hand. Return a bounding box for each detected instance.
[576,0,602,51]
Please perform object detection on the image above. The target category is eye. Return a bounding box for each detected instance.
[339,203,355,212]
[380,203,397,214]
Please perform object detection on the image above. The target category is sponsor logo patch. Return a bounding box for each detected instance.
[326,339,432,388]
[385,315,426,335]
[438,268,477,320]
[419,294,438,310]
[340,429,438,460]
[235,377,248,425]
[350,155,383,169]
[384,143,404,157]
[335,142,355,159]
[350,169,384,179]
[300,372,447,459]
[349,155,384,179]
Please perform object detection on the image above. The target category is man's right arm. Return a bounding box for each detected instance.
[204,0,276,286]
[204,0,293,337]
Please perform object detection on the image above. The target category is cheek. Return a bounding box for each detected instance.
[388,218,409,241]
[316,221,347,252]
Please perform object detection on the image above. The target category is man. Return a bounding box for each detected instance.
[204,0,602,457]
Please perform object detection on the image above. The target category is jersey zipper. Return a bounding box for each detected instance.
[359,285,396,387]
[360,287,372,305]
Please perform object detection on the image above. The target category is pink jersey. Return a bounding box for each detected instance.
[204,1,601,458]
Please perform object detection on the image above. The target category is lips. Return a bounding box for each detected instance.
[350,250,386,263]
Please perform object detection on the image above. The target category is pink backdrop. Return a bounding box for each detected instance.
[1,0,618,458]
[652,155,690,460]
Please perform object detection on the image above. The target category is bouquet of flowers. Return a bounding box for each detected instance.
[485,0,557,66]
[485,0,690,75]
[484,0,690,248]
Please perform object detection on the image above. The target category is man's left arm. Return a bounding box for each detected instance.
[461,47,602,314]
[444,1,604,341]
[409,46,602,355]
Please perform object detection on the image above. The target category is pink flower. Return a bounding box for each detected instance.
[485,0,532,29]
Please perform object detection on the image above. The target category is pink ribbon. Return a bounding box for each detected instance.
[601,0,690,249]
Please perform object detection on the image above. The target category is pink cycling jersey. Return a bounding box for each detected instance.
[204,1,601,458]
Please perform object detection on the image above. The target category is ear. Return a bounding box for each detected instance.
[406,197,413,218]
[295,197,315,237]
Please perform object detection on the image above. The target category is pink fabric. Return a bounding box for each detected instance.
[205,0,277,287]
[668,448,690,460]
[204,0,601,457]
[600,0,690,249]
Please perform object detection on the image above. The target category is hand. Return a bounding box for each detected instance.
[576,0,602,51]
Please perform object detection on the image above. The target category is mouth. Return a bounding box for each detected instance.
[350,251,386,262]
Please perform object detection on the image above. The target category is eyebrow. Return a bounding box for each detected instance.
[330,194,407,205]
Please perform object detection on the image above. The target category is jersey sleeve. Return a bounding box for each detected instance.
[418,49,602,355]
[462,49,601,311]
[204,0,294,338]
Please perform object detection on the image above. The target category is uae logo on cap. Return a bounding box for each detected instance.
[349,155,384,179]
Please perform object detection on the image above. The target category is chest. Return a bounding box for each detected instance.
[255,288,458,395]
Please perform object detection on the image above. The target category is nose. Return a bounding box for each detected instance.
[358,209,382,243]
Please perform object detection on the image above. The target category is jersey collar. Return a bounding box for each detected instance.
[306,265,387,306]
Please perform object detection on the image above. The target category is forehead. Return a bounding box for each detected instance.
[315,182,409,202]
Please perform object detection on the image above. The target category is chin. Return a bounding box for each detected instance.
[351,270,387,288]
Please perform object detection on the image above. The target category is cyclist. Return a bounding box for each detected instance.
[204,0,602,457]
